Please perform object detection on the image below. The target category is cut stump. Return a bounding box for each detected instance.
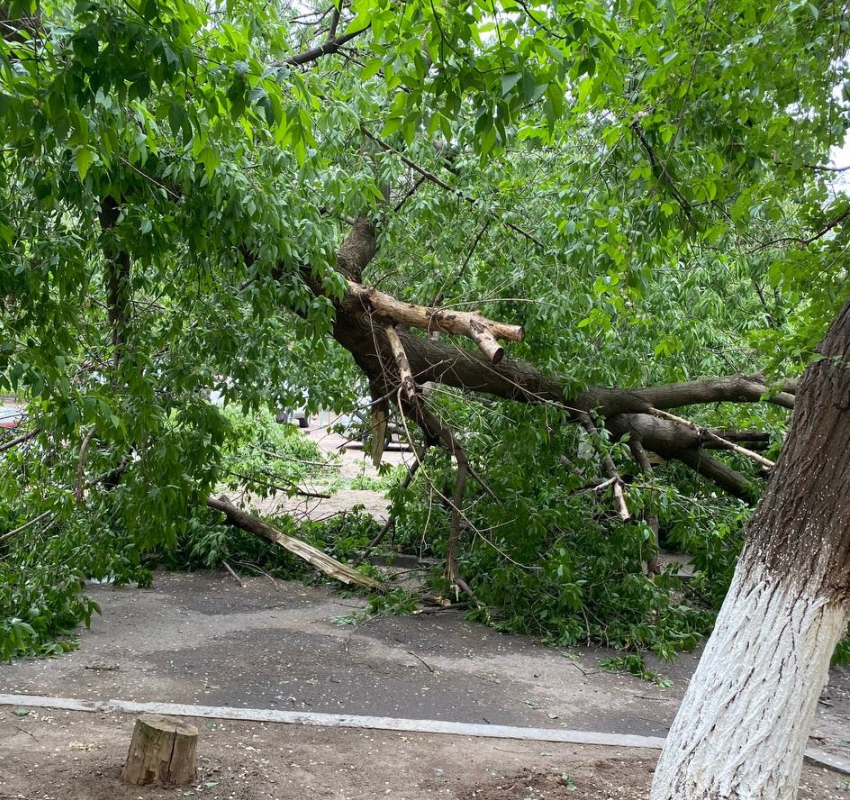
[121,713,198,786]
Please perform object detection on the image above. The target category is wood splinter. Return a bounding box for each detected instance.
[347,279,522,364]
[385,324,417,400]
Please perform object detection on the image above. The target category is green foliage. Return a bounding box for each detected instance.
[336,587,421,626]
[218,405,336,497]
[390,399,744,656]
[598,654,672,688]
[0,0,848,661]
[0,563,99,661]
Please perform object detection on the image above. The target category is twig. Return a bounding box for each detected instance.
[631,120,697,227]
[0,427,40,454]
[355,452,424,565]
[467,462,500,504]
[74,426,97,502]
[648,408,775,468]
[232,560,281,591]
[407,650,436,673]
[227,469,331,499]
[222,560,246,587]
[0,510,52,544]
[360,126,545,249]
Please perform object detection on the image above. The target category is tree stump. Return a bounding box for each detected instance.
[121,714,198,786]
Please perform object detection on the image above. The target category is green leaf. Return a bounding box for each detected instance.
[501,72,522,96]
[74,148,94,180]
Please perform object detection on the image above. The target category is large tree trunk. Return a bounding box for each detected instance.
[650,299,850,800]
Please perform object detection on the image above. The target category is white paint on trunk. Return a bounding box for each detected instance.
[650,562,848,800]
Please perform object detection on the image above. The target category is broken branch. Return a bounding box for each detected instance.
[577,412,630,521]
[74,426,97,502]
[348,279,522,364]
[648,407,775,469]
[384,325,417,401]
[206,495,383,590]
[0,510,52,544]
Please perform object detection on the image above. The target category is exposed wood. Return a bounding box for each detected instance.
[369,402,388,467]
[205,495,383,590]
[74,426,97,502]
[347,279,522,363]
[577,412,630,521]
[121,714,197,786]
[385,325,417,401]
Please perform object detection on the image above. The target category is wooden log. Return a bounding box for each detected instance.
[121,714,198,786]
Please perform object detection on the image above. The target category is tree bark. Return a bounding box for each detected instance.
[650,298,850,800]
[121,714,198,786]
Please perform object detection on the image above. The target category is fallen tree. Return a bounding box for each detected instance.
[2,2,850,797]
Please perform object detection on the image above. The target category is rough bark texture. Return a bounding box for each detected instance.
[121,714,198,786]
[650,298,850,800]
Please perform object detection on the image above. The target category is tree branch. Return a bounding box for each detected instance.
[577,412,630,521]
[0,427,40,454]
[279,26,370,68]
[648,407,775,469]
[347,280,523,363]
[74,426,97,502]
[360,126,545,249]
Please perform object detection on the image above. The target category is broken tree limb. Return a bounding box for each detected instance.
[577,413,631,521]
[346,280,523,364]
[74,425,97,502]
[0,427,40,454]
[385,325,417,401]
[0,510,52,544]
[648,408,776,469]
[222,560,246,587]
[205,495,383,591]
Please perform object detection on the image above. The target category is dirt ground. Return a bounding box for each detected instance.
[1,425,849,799]
[1,707,848,800]
[1,571,848,800]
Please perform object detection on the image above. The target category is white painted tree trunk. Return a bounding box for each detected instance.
[650,563,848,800]
[650,298,850,800]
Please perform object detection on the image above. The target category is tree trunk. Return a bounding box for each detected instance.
[121,714,198,786]
[650,299,850,800]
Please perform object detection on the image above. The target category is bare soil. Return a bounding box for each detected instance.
[1,708,848,800]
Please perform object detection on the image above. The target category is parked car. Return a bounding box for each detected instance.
[0,404,25,429]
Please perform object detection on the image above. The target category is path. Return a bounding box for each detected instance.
[1,572,849,799]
